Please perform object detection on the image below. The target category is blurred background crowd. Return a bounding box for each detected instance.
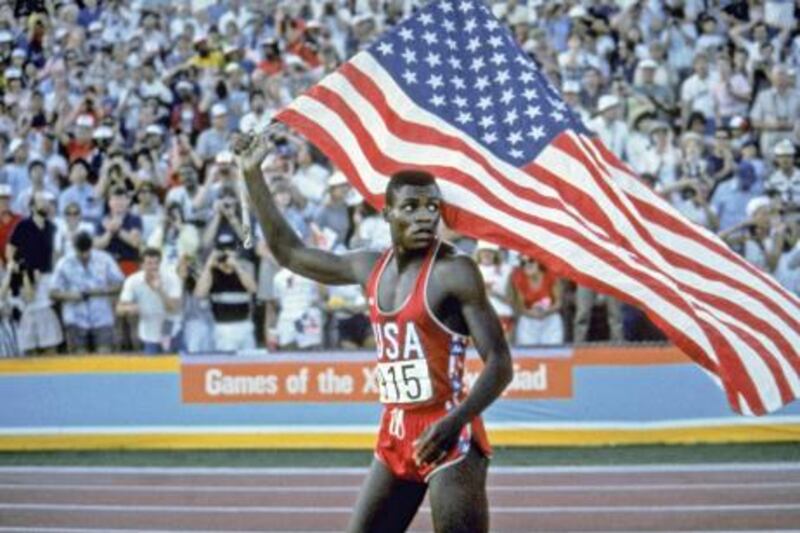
[0,0,799,356]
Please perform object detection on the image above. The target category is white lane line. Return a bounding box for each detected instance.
[1,463,799,475]
[1,503,799,514]
[1,482,800,493]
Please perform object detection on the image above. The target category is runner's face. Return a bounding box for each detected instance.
[385,184,441,251]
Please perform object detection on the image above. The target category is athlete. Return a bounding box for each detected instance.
[236,134,513,533]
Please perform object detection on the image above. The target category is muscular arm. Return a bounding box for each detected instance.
[238,136,378,286]
[414,256,513,465]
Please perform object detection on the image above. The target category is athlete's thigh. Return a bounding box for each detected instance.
[427,447,489,533]
[347,458,427,533]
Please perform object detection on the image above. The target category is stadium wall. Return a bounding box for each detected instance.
[1,346,799,451]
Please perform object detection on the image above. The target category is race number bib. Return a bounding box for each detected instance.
[376,359,433,404]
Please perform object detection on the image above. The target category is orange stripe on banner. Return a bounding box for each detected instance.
[572,345,691,366]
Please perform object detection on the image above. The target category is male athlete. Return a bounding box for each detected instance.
[236,134,513,533]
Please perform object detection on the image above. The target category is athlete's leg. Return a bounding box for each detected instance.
[347,458,427,533]
[427,446,489,533]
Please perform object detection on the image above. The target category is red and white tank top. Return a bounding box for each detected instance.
[366,240,469,410]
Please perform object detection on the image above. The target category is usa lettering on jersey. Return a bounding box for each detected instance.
[373,322,434,403]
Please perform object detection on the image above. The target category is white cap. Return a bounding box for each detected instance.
[639,58,658,70]
[562,80,580,94]
[0,184,11,197]
[8,138,23,154]
[475,240,500,252]
[224,62,240,74]
[11,48,25,59]
[92,126,114,139]
[568,5,588,18]
[746,196,771,218]
[145,124,163,136]
[211,103,227,117]
[596,94,620,114]
[215,150,235,165]
[0,30,12,43]
[176,80,193,92]
[4,67,21,79]
[88,21,103,33]
[773,139,796,156]
[328,171,348,188]
[76,114,94,128]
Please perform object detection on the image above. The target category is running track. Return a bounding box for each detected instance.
[0,463,798,531]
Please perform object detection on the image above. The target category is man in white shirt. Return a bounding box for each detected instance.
[680,53,717,128]
[587,94,628,159]
[117,248,183,355]
[766,139,800,203]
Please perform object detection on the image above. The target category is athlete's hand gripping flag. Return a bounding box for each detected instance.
[271,0,800,415]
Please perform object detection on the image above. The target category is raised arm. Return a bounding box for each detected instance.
[413,256,513,466]
[235,133,378,286]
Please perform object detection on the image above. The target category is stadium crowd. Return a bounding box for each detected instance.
[0,0,798,356]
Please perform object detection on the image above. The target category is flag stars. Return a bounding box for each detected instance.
[475,76,490,91]
[399,28,414,41]
[430,94,446,107]
[456,111,473,124]
[377,42,393,56]
[419,13,434,26]
[485,19,499,31]
[528,125,545,140]
[443,20,455,32]
[470,56,485,72]
[422,31,438,46]
[525,105,542,119]
[459,1,474,13]
[445,38,458,51]
[451,76,466,90]
[425,52,441,68]
[500,88,514,105]
[488,35,503,48]
[482,131,498,144]
[440,1,454,13]
[402,70,417,84]
[448,56,462,69]
[477,96,492,110]
[509,148,524,159]
[465,18,477,33]
[520,71,534,84]
[466,37,481,53]
[479,115,495,129]
[550,110,565,122]
[504,108,519,126]
[453,95,468,108]
[507,131,523,145]
[523,88,538,100]
[490,52,506,66]
[496,70,510,85]
[402,48,417,63]
[427,74,444,90]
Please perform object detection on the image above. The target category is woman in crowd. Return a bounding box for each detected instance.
[508,255,564,346]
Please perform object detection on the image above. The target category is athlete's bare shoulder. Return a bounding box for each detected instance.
[432,242,485,302]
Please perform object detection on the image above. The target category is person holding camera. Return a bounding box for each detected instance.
[50,231,124,353]
[117,248,183,355]
[201,185,252,255]
[194,234,257,352]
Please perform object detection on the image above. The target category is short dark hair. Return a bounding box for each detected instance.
[385,170,438,207]
[142,247,162,260]
[74,231,93,253]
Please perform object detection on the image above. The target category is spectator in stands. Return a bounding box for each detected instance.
[94,186,142,277]
[712,161,765,233]
[766,140,800,204]
[132,181,163,244]
[201,184,252,255]
[721,196,783,273]
[54,201,95,259]
[50,231,123,353]
[680,53,716,131]
[311,171,352,250]
[164,164,202,224]
[17,263,62,356]
[13,158,55,217]
[474,241,514,337]
[292,141,331,204]
[750,65,800,160]
[273,266,324,350]
[117,248,183,354]
[6,191,55,275]
[0,260,19,357]
[0,185,20,264]
[147,202,200,273]
[58,159,102,222]
[324,282,372,349]
[194,234,257,352]
[195,103,231,164]
[588,94,627,158]
[508,256,564,346]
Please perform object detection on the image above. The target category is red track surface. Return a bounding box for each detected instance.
[0,463,799,531]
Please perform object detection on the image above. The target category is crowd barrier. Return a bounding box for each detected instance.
[1,345,799,450]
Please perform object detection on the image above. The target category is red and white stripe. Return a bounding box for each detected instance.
[276,51,800,415]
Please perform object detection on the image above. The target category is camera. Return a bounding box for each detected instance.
[217,251,229,263]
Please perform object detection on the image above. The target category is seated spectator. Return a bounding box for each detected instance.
[291,141,330,204]
[194,235,257,352]
[474,241,514,336]
[766,140,800,203]
[58,159,103,222]
[16,265,62,356]
[587,94,628,159]
[94,186,142,276]
[132,181,163,244]
[195,104,230,164]
[117,248,183,354]
[54,202,96,259]
[750,65,800,160]
[711,161,764,233]
[508,256,564,346]
[273,267,323,350]
[50,231,124,353]
[311,171,352,250]
[13,158,58,217]
[720,197,782,273]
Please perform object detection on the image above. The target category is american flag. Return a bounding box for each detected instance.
[276,0,800,415]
